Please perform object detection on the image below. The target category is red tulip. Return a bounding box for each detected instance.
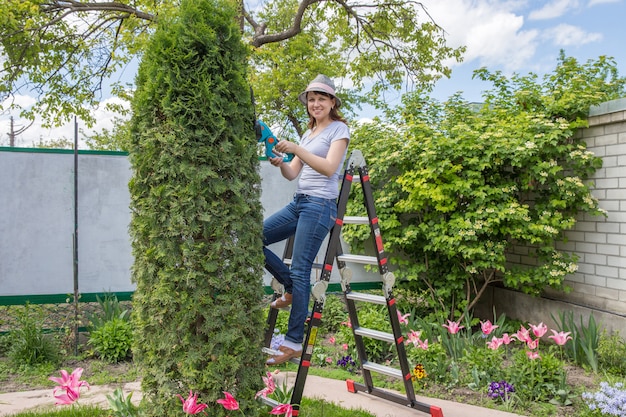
[270,403,294,417]
[216,391,239,411]
[177,390,208,414]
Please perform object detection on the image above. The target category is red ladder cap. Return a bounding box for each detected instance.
[346,379,356,393]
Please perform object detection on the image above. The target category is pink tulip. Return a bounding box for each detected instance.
[501,333,513,345]
[487,336,503,350]
[49,368,90,406]
[270,403,294,417]
[255,372,277,399]
[548,329,572,346]
[529,322,548,338]
[216,391,239,411]
[418,339,429,350]
[526,338,539,350]
[526,350,541,360]
[177,390,208,414]
[442,319,464,334]
[397,310,410,325]
[52,388,81,405]
[480,320,499,335]
[329,336,336,344]
[513,325,531,343]
[342,343,349,350]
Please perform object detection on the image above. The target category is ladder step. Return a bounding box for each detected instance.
[362,361,403,379]
[336,254,378,265]
[354,327,395,343]
[343,216,369,225]
[345,291,387,305]
[261,347,301,365]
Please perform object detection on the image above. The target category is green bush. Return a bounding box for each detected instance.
[336,301,393,363]
[87,293,130,332]
[319,293,348,334]
[128,0,265,414]
[505,348,564,402]
[7,304,59,367]
[89,317,133,363]
[597,330,626,376]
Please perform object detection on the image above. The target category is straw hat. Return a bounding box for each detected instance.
[298,74,342,108]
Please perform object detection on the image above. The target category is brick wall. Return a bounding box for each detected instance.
[483,98,626,333]
[543,99,626,313]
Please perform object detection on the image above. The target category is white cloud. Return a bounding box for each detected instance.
[421,0,539,72]
[529,0,580,20]
[543,23,603,46]
[588,0,620,6]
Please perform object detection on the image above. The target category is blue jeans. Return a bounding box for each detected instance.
[263,194,337,344]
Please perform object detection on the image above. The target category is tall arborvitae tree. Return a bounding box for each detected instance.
[128,0,265,415]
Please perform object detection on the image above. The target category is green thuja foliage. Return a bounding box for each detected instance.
[128,0,265,415]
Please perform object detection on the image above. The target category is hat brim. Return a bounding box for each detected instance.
[298,89,342,108]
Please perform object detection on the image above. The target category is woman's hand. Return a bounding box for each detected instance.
[268,155,284,166]
[274,140,297,155]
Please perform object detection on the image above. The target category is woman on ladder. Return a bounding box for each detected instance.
[263,74,350,365]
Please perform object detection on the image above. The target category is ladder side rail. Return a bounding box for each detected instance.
[385,293,418,401]
[264,236,295,347]
[343,285,376,392]
[288,157,358,410]
[355,162,422,406]
[357,164,390,276]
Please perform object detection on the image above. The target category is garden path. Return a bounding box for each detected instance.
[0,374,527,417]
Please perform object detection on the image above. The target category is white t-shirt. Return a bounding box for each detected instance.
[295,120,350,199]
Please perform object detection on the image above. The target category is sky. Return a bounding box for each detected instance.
[1,0,625,148]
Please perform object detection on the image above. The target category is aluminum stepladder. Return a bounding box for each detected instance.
[261,150,444,417]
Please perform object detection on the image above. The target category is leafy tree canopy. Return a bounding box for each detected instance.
[345,53,626,320]
[0,0,463,135]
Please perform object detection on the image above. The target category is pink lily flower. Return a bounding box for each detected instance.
[49,368,90,406]
[480,320,499,336]
[442,319,464,334]
[406,330,422,346]
[328,336,336,344]
[397,310,410,325]
[529,322,548,338]
[177,390,208,414]
[548,329,572,346]
[500,333,513,345]
[216,391,239,411]
[486,336,503,350]
[417,338,429,350]
[526,338,539,350]
[255,372,277,399]
[270,403,294,417]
